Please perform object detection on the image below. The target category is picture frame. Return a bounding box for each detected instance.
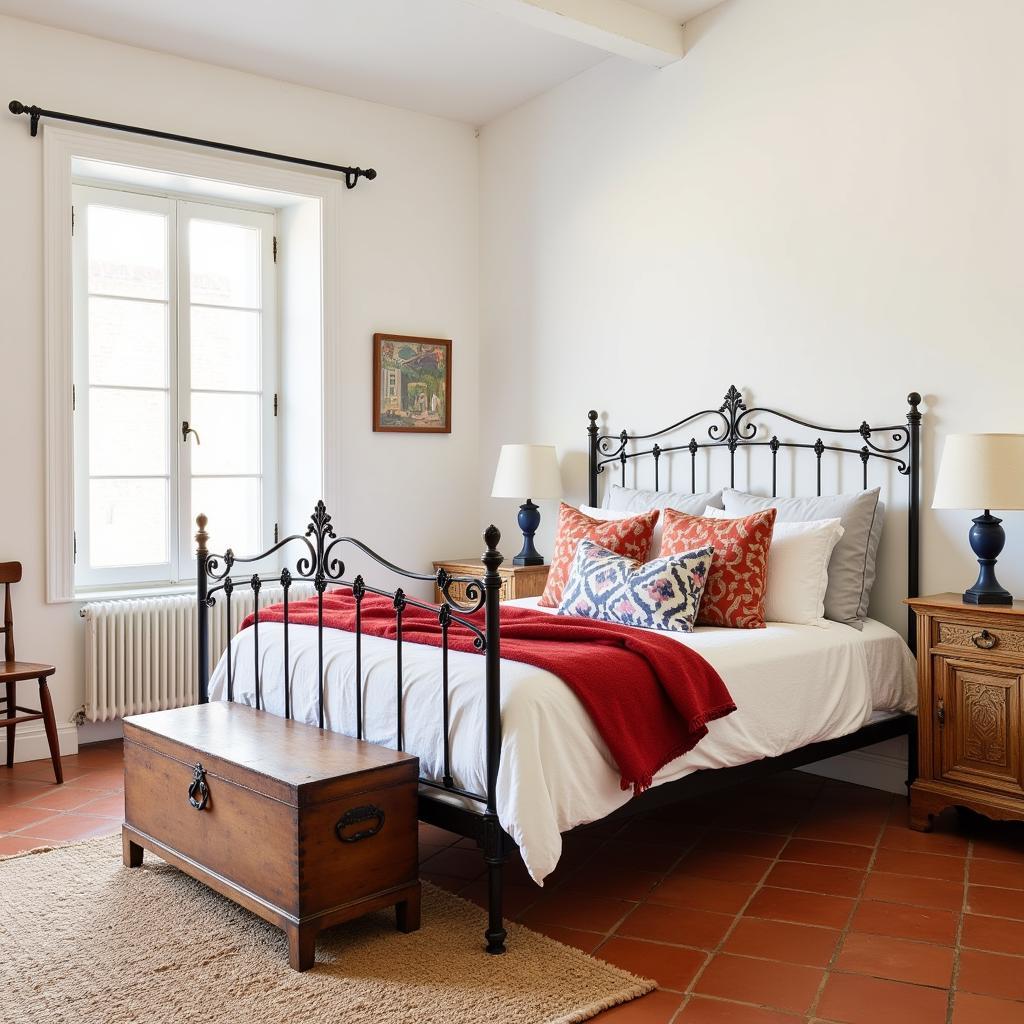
[372,333,452,433]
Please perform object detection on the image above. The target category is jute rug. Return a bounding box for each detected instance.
[0,837,653,1024]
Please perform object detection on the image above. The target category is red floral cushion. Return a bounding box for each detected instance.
[660,508,777,628]
[538,504,659,608]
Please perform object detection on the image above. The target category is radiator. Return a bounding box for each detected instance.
[82,584,315,722]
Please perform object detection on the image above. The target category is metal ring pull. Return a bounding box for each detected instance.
[335,804,385,843]
[188,762,210,811]
[972,629,998,650]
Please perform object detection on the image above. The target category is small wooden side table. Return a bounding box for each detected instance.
[907,593,1024,831]
[432,559,550,605]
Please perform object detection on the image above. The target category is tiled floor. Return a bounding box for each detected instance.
[2,746,1023,1023]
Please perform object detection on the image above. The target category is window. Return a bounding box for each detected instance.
[72,184,278,589]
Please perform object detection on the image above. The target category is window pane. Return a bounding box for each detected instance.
[192,477,261,557]
[89,478,168,567]
[87,204,167,300]
[89,388,168,475]
[189,219,261,308]
[189,392,260,476]
[191,307,260,391]
[88,297,167,388]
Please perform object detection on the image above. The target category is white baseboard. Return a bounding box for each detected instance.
[0,722,79,763]
[78,719,123,744]
[800,737,910,795]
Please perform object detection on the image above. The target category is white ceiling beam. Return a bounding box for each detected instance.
[464,0,686,67]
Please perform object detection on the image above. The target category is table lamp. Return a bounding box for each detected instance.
[932,433,1024,605]
[491,444,562,565]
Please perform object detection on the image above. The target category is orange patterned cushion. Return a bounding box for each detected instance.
[660,508,777,628]
[538,504,659,608]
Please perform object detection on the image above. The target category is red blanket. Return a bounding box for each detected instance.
[243,591,736,794]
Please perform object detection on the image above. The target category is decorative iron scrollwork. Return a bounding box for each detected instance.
[188,763,210,811]
[335,804,385,843]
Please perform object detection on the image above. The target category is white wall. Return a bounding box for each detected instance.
[479,0,1024,634]
[0,16,479,752]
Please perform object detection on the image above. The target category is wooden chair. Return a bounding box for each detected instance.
[0,562,62,784]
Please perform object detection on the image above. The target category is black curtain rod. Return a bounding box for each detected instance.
[8,100,376,190]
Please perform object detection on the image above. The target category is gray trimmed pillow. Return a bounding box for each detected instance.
[721,487,884,629]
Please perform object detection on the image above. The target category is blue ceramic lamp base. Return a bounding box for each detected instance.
[513,499,545,566]
[964,511,1013,605]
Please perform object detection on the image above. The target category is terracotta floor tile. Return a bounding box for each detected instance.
[76,792,125,819]
[0,804,58,832]
[417,823,459,846]
[13,762,93,783]
[599,840,694,874]
[817,972,949,1024]
[691,830,788,860]
[460,878,542,919]
[673,849,773,885]
[676,996,802,1022]
[835,931,954,988]
[597,937,706,991]
[969,858,1024,891]
[618,817,705,847]
[617,903,735,949]
[961,914,1024,956]
[780,838,872,870]
[16,787,101,812]
[744,887,854,929]
[693,954,822,1014]
[0,834,48,857]
[520,890,635,933]
[648,875,756,915]
[418,845,486,880]
[419,870,463,893]
[957,949,1024,1002]
[967,885,1024,921]
[561,864,664,901]
[873,847,966,882]
[952,991,1024,1024]
[0,778,50,803]
[15,813,119,842]
[590,989,684,1023]
[63,767,125,790]
[794,817,884,847]
[850,899,958,945]
[722,916,839,967]
[532,924,603,953]
[763,861,864,898]
[879,824,970,857]
[863,872,964,911]
[972,836,1024,865]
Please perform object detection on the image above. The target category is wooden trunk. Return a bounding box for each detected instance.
[122,702,421,971]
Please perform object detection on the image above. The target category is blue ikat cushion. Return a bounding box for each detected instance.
[556,539,714,633]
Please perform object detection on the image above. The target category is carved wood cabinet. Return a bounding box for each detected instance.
[908,594,1024,830]
[432,558,550,605]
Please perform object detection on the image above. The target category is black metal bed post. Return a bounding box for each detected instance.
[587,411,599,507]
[906,392,923,653]
[481,525,508,955]
[196,514,210,705]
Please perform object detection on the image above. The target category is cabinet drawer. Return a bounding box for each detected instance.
[934,655,1024,798]
[934,618,1024,660]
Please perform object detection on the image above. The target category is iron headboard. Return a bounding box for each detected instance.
[587,385,923,649]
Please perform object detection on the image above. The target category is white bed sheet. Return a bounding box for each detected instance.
[208,601,916,884]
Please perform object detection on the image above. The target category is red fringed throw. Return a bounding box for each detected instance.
[244,591,736,794]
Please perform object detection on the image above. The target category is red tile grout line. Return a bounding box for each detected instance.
[945,838,971,1024]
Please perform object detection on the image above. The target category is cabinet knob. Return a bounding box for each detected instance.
[972,629,998,650]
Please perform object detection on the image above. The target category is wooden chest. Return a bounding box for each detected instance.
[122,702,421,970]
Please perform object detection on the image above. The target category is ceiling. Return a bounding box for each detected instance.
[0,0,723,125]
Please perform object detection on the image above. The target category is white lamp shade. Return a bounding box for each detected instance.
[491,444,562,500]
[932,433,1024,511]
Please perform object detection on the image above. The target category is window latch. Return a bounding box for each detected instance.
[181,421,201,446]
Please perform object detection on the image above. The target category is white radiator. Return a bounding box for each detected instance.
[82,584,315,722]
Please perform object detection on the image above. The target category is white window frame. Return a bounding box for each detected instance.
[71,185,279,590]
[43,127,340,603]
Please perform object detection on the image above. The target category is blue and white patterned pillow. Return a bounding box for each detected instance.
[557,539,714,633]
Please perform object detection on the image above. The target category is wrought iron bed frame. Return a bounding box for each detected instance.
[195,384,922,956]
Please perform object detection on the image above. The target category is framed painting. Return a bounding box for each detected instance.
[372,334,452,433]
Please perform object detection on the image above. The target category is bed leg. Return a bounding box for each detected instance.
[485,856,507,955]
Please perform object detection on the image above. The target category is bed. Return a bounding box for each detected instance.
[195,384,924,954]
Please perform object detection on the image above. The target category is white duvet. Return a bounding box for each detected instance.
[208,598,916,883]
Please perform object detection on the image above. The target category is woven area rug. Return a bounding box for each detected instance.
[0,837,653,1024]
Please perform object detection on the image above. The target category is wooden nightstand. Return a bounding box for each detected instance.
[432,559,549,605]
[907,593,1024,831]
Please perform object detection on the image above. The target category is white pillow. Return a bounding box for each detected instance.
[702,506,844,627]
[580,504,668,558]
[604,483,724,517]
